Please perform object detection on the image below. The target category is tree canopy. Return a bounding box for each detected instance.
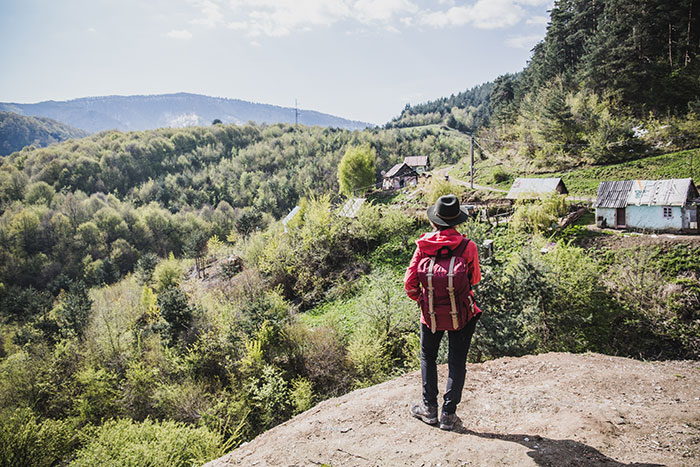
[337,143,377,196]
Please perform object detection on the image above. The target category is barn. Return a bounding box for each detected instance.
[594,178,699,232]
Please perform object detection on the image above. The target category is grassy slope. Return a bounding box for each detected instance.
[455,148,699,196]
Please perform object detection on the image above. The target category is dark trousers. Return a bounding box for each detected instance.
[420,315,480,415]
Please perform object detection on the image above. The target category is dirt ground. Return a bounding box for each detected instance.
[204,353,700,467]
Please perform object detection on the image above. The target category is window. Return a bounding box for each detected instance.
[663,207,673,218]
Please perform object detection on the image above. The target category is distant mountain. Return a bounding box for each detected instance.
[0,93,372,133]
[0,110,89,156]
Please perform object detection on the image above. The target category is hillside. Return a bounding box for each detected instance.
[454,148,700,196]
[0,93,371,133]
[0,111,88,156]
[205,352,700,466]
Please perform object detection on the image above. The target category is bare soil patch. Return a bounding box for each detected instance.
[204,353,700,466]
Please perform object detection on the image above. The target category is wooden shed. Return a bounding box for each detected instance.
[506,178,568,200]
[404,156,430,174]
[382,162,418,190]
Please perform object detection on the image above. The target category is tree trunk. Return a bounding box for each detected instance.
[669,23,674,67]
[686,0,693,66]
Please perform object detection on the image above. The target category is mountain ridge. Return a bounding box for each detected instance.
[0,92,372,133]
[0,110,89,156]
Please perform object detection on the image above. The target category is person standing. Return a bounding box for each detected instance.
[404,194,482,431]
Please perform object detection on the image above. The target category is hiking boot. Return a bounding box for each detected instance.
[410,401,438,425]
[439,412,457,431]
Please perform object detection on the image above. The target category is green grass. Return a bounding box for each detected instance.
[546,149,699,196]
[455,148,699,196]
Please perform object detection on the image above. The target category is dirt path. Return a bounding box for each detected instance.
[436,166,597,203]
[435,166,508,193]
[204,353,700,466]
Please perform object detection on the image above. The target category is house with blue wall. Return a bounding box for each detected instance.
[594,178,699,232]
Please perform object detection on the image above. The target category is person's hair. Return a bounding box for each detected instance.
[430,221,452,231]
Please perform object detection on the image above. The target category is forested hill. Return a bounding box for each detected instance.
[0,111,88,156]
[387,82,493,133]
[0,93,372,133]
[491,0,700,121]
[388,1,700,171]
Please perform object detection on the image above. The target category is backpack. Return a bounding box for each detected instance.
[417,238,473,333]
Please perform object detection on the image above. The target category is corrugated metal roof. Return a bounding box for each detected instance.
[593,180,634,208]
[384,162,416,178]
[626,178,694,207]
[594,178,696,208]
[404,156,428,167]
[506,178,567,199]
[282,206,301,225]
[338,198,366,218]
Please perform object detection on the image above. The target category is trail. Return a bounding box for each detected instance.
[437,166,595,203]
[434,166,508,194]
[204,353,700,466]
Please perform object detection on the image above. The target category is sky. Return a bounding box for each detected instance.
[0,0,552,125]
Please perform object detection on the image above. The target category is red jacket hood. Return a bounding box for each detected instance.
[416,228,466,255]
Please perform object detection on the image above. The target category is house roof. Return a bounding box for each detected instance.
[338,198,366,218]
[626,178,696,207]
[282,206,301,225]
[404,156,429,167]
[505,178,568,199]
[384,162,417,179]
[594,178,697,208]
[593,180,634,208]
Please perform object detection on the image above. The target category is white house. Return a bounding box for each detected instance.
[594,178,699,232]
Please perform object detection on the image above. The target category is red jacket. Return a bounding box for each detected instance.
[404,228,482,323]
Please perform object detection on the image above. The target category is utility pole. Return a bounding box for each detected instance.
[295,99,299,126]
[470,135,475,189]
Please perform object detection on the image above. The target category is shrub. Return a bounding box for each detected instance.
[53,281,93,339]
[0,408,76,467]
[157,286,194,346]
[348,328,392,388]
[244,364,291,430]
[120,361,160,421]
[491,166,511,184]
[424,177,464,204]
[290,377,315,415]
[510,194,568,234]
[73,366,121,425]
[152,253,184,294]
[134,253,159,286]
[152,379,212,423]
[69,418,226,467]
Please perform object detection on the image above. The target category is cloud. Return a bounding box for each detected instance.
[224,0,417,37]
[505,33,542,48]
[419,0,525,29]
[526,15,548,25]
[353,0,418,23]
[167,29,193,39]
[87,27,96,33]
[190,0,225,28]
[206,0,549,37]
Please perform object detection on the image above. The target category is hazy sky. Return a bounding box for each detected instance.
[0,0,552,124]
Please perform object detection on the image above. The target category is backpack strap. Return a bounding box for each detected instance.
[447,256,459,330]
[453,238,469,257]
[427,257,437,334]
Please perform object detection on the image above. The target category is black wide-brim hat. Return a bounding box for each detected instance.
[427,194,469,227]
